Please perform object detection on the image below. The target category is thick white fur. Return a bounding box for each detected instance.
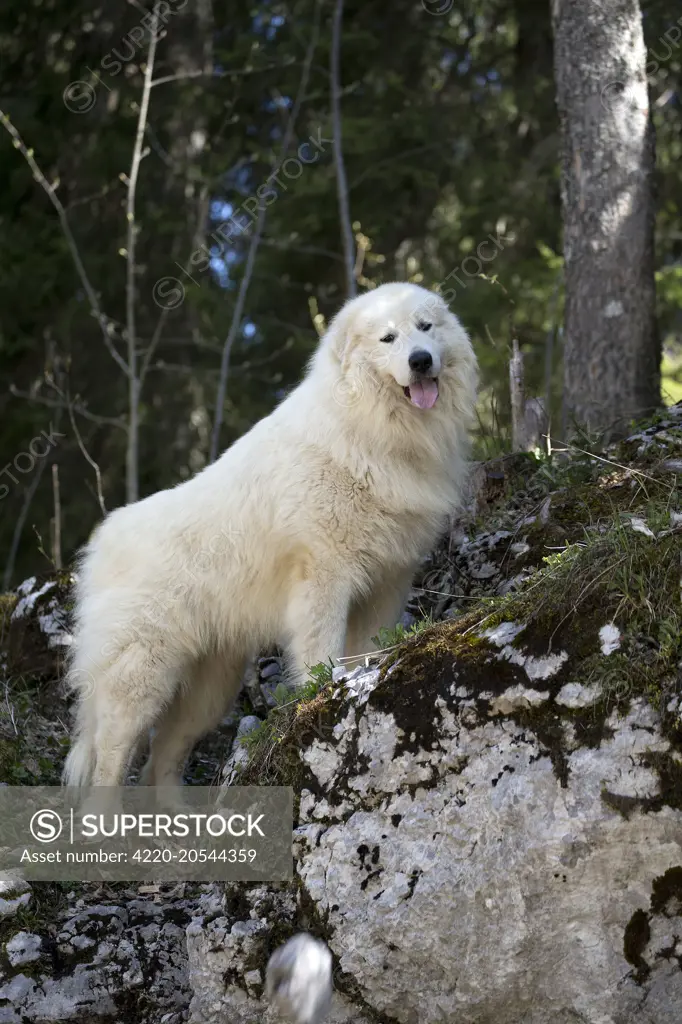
[62,282,478,788]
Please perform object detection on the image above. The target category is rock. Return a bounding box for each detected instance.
[0,893,31,920]
[2,406,682,1024]
[5,932,42,967]
[555,681,602,709]
[261,679,285,709]
[236,715,263,738]
[488,682,550,714]
[260,659,283,681]
[241,661,268,716]
[222,715,264,784]
[0,877,31,919]
[187,886,366,1024]
[4,574,72,679]
[599,622,621,655]
[0,892,195,1022]
[186,635,682,1024]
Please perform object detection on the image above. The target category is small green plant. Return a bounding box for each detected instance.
[306,659,334,691]
[372,615,434,650]
[269,659,334,708]
[272,682,292,707]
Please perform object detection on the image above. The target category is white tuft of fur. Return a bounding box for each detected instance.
[266,934,333,1024]
[61,682,97,786]
[62,736,95,787]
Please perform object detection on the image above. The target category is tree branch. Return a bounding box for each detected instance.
[51,463,62,570]
[150,58,296,88]
[9,384,126,430]
[0,110,130,377]
[43,367,109,517]
[139,189,212,392]
[2,408,61,591]
[65,392,107,517]
[258,237,344,262]
[509,338,527,452]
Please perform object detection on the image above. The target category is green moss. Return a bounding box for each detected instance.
[237,666,340,797]
[0,735,32,784]
[0,725,64,785]
[0,592,18,623]
[370,466,681,784]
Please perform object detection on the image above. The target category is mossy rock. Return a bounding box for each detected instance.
[1,572,73,685]
[0,573,74,784]
[239,405,682,804]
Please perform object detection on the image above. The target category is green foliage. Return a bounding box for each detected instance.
[372,615,434,650]
[305,659,335,692]
[268,659,334,708]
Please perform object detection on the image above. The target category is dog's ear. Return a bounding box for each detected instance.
[324,301,358,369]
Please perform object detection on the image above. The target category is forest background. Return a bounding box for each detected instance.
[0,0,679,585]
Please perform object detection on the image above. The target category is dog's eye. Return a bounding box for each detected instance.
[380,332,396,344]
[417,321,432,332]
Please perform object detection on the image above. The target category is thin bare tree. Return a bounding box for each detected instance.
[1,8,161,508]
[51,464,62,570]
[330,0,356,299]
[2,461,48,590]
[509,339,527,451]
[2,407,62,590]
[124,8,160,503]
[209,0,323,462]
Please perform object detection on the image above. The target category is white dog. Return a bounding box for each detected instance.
[62,282,478,788]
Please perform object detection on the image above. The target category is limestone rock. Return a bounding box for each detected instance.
[0,893,195,1023]
[187,650,682,1024]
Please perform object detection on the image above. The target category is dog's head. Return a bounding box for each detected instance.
[324,282,476,413]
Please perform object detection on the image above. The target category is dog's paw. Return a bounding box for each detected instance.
[266,933,333,1024]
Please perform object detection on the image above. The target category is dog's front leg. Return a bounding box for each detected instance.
[344,565,416,663]
[284,576,351,689]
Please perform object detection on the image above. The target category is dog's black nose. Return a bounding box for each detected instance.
[408,349,433,375]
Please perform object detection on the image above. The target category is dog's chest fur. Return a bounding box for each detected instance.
[309,454,452,570]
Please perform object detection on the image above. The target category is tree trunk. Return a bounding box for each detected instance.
[551,0,659,437]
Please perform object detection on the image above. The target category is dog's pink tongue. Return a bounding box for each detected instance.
[408,379,439,409]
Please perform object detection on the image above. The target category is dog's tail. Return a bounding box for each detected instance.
[62,734,95,787]
[61,658,98,787]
